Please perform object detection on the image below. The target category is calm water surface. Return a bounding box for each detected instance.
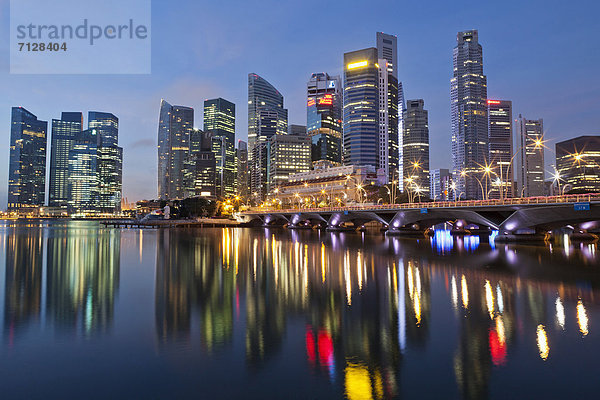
[0,221,598,399]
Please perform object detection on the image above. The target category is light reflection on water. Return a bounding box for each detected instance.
[0,221,599,399]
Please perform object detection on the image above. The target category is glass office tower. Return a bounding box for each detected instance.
[343,48,380,168]
[451,30,488,199]
[307,73,342,166]
[403,99,430,199]
[204,98,236,198]
[487,100,513,198]
[8,107,48,211]
[89,111,119,147]
[158,99,194,200]
[49,112,83,208]
[68,128,100,213]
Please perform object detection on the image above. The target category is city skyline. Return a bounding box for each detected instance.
[1,0,598,206]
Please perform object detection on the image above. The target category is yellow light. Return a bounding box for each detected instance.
[461,275,469,309]
[485,280,494,319]
[537,324,549,360]
[577,300,589,336]
[344,362,372,400]
[347,60,368,70]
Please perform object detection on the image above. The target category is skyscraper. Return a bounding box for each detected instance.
[515,115,545,197]
[307,72,342,166]
[403,99,430,199]
[158,100,194,200]
[236,140,249,200]
[183,129,217,199]
[68,128,99,213]
[487,100,513,199]
[204,98,236,198]
[248,74,288,198]
[451,30,488,200]
[247,73,288,158]
[89,111,118,147]
[8,107,47,211]
[343,48,379,168]
[88,112,123,213]
[376,32,400,183]
[556,136,600,193]
[49,112,82,208]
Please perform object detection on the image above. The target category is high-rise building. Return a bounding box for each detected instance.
[429,168,452,201]
[403,99,430,199]
[236,140,249,200]
[376,32,400,183]
[556,136,600,193]
[158,100,194,200]
[68,128,99,213]
[183,129,217,199]
[247,73,288,159]
[267,134,311,194]
[8,107,47,211]
[49,112,82,208]
[204,98,236,198]
[487,100,513,199]
[307,72,342,166]
[451,30,488,200]
[251,141,269,200]
[516,116,545,197]
[89,111,119,147]
[97,145,123,213]
[343,48,379,169]
[90,112,123,213]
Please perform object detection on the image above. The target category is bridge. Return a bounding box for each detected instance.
[237,193,600,241]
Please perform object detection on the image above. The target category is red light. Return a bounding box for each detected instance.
[487,100,501,105]
[318,330,334,366]
[305,326,316,365]
[489,329,507,366]
[307,98,315,107]
[318,94,333,105]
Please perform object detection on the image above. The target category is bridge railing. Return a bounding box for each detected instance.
[244,193,600,214]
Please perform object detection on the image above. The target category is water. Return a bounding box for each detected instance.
[0,221,598,399]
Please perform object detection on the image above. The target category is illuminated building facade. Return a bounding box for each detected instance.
[251,142,268,200]
[158,100,193,200]
[556,136,600,193]
[307,72,342,166]
[276,165,379,205]
[8,107,47,211]
[451,30,488,200]
[236,140,249,199]
[183,129,217,199]
[343,48,380,168]
[247,73,288,161]
[49,112,82,208]
[68,128,99,213]
[91,112,123,213]
[267,133,311,193]
[487,100,513,198]
[516,115,545,197]
[89,111,119,147]
[376,32,400,184]
[97,145,123,213]
[204,98,236,198]
[402,99,430,199]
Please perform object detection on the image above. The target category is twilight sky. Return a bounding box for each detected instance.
[1,0,599,207]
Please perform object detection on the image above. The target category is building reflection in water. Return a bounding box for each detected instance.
[46,222,120,336]
[151,226,599,399]
[2,222,120,342]
[4,224,43,342]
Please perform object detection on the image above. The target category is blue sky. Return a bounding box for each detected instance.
[1,0,599,206]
